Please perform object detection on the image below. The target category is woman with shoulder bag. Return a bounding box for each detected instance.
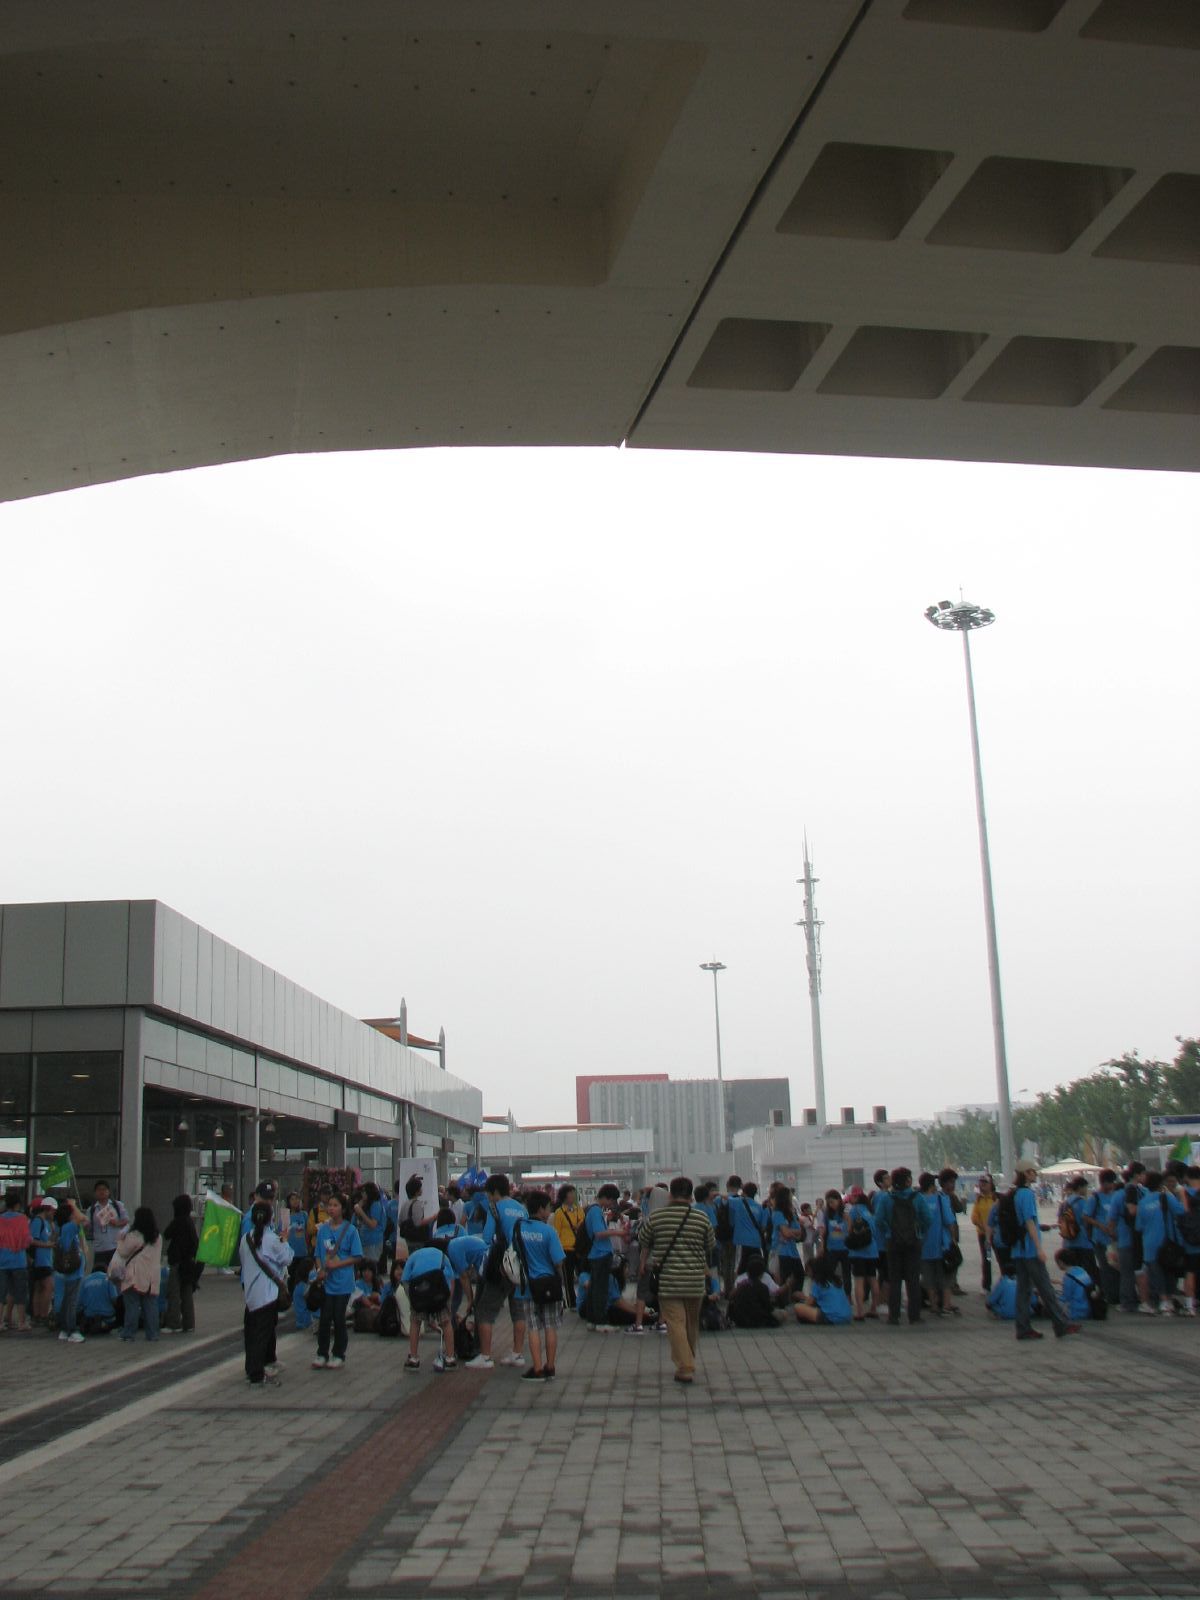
[551,1184,584,1306]
[114,1207,162,1343]
[240,1201,291,1387]
[163,1194,200,1332]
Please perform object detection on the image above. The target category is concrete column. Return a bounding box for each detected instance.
[119,1009,145,1204]
[236,1112,260,1203]
[320,1128,348,1169]
[390,1138,405,1186]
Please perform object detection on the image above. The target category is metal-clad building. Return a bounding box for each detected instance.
[0,900,481,1220]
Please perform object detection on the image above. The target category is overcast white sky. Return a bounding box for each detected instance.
[1,447,1196,1125]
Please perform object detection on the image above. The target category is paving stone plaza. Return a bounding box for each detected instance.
[2,1275,1197,1600]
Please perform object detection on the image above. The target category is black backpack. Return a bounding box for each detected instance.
[572,1206,594,1266]
[714,1198,733,1244]
[406,1265,450,1314]
[889,1192,918,1248]
[454,1312,481,1363]
[996,1189,1022,1250]
[377,1295,402,1337]
[398,1198,427,1246]
[846,1211,872,1252]
[1179,1194,1200,1250]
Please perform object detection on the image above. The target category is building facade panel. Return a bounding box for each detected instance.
[0,902,66,1008]
[63,900,130,1006]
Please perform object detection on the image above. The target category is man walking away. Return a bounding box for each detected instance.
[1007,1157,1080,1341]
[638,1177,715,1385]
[875,1167,924,1325]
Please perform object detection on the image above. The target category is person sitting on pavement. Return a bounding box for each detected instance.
[728,1255,780,1329]
[77,1267,120,1334]
[793,1255,853,1325]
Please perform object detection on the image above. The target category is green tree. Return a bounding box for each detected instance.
[1163,1037,1200,1115]
[917,1109,1001,1173]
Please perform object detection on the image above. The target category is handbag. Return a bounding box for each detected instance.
[107,1242,143,1285]
[304,1280,326,1313]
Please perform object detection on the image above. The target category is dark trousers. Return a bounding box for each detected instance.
[826,1251,851,1294]
[1014,1255,1070,1335]
[165,1265,195,1331]
[586,1258,611,1326]
[244,1302,278,1381]
[978,1233,993,1292]
[887,1240,922,1323]
[1094,1242,1119,1304]
[318,1292,350,1359]
[562,1256,577,1308]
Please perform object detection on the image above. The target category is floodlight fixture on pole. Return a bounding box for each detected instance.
[924,597,1016,1183]
[699,960,728,1153]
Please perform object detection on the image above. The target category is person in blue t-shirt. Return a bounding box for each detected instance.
[1115,1164,1148,1312]
[353,1183,386,1266]
[462,1175,531,1369]
[53,1197,88,1340]
[844,1186,880,1321]
[819,1190,851,1294]
[78,1269,119,1333]
[771,1187,805,1297]
[578,1183,626,1333]
[401,1243,456,1372]
[510,1190,567,1380]
[433,1212,487,1321]
[1082,1169,1120,1305]
[284,1191,309,1262]
[311,1193,363,1370]
[916,1173,957,1317]
[731,1184,767,1274]
[794,1256,852,1325]
[1136,1170,1186,1313]
[1010,1159,1076,1341]
[240,1180,277,1237]
[29,1197,57,1326]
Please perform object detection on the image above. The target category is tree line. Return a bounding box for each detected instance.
[916,1037,1200,1173]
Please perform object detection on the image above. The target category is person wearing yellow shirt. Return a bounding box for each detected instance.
[551,1184,585,1306]
[971,1176,997,1292]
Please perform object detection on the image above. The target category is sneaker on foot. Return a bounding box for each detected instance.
[1183,1305,1198,1317]
[544,1367,556,1380]
[1158,1301,1174,1315]
[625,1325,647,1336]
[264,1363,282,1377]
[433,1354,449,1373]
[404,1355,420,1370]
[1137,1303,1157,1315]
[465,1354,494,1369]
[1057,1323,1082,1337]
[311,1355,328,1369]
[326,1356,345,1369]
[501,1352,525,1366]
[521,1367,546,1381]
[58,1331,70,1342]
[67,1331,84,1343]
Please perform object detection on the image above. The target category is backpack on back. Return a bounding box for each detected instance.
[1057,1200,1080,1241]
[406,1265,450,1314]
[572,1207,595,1266]
[53,1231,81,1276]
[714,1198,733,1244]
[377,1294,402,1337]
[889,1192,917,1248]
[399,1198,426,1246]
[1179,1195,1200,1250]
[995,1190,1022,1249]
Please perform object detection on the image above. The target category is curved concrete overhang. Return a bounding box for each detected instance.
[0,0,1196,502]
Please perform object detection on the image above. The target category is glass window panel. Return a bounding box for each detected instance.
[231,1050,256,1086]
[205,1038,233,1079]
[257,1058,278,1093]
[32,1053,121,1115]
[276,1064,298,1098]
[142,1016,178,1064]
[0,1112,29,1182]
[177,1028,207,1072]
[33,1113,120,1178]
[0,1054,31,1114]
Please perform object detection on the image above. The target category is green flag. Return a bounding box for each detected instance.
[1170,1135,1192,1161]
[41,1152,74,1189]
[197,1199,242,1267]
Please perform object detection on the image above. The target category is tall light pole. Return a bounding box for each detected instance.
[699,960,728,1153]
[924,598,1015,1182]
[796,838,828,1129]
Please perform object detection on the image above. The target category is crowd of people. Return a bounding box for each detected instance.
[2,1155,1196,1386]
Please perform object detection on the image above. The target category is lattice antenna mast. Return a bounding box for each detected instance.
[796,833,828,1129]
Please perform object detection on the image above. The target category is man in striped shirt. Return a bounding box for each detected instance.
[637,1176,716,1385]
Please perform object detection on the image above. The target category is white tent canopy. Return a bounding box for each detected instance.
[1039,1158,1102,1176]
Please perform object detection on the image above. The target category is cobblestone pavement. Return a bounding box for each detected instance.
[3,1288,1198,1599]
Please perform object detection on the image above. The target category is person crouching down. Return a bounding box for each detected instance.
[794,1256,854,1326]
[401,1242,456,1373]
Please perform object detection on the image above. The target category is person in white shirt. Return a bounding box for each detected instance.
[239,1202,291,1388]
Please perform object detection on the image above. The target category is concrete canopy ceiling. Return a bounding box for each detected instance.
[0,0,1196,502]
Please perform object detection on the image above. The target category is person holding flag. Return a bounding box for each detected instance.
[84,1180,129,1274]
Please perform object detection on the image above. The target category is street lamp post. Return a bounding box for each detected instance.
[924,598,1016,1183]
[699,960,728,1154]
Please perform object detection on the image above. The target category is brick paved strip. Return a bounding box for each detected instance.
[187,1372,489,1600]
